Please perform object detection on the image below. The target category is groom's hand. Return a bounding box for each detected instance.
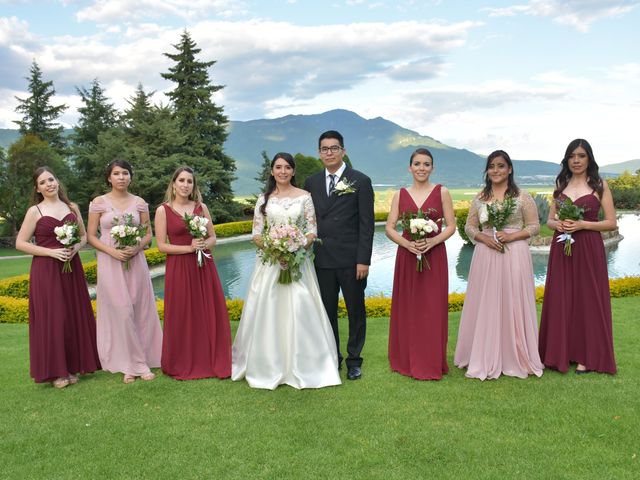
[356,264,369,280]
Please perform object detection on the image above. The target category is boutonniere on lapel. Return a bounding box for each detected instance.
[333,178,356,196]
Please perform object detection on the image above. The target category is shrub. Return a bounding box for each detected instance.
[215,221,253,238]
[0,295,29,323]
[608,170,640,209]
[0,274,30,298]
[455,207,471,244]
[226,299,244,322]
[83,260,98,284]
[374,211,388,222]
[145,248,167,267]
[609,276,640,298]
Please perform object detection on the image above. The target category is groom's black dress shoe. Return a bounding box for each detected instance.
[347,366,362,380]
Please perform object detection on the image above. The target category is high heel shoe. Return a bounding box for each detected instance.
[140,372,155,381]
[68,374,79,385]
[123,374,136,384]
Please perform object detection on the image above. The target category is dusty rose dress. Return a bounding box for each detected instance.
[89,195,162,376]
[454,192,544,380]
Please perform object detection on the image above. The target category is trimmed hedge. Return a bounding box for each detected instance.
[215,221,253,238]
[3,276,639,323]
[0,274,30,299]
[455,207,471,244]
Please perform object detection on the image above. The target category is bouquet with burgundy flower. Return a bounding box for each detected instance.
[400,208,439,271]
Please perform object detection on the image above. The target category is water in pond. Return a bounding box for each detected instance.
[152,213,640,299]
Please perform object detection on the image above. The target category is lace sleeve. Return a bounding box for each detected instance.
[303,194,317,235]
[252,195,266,237]
[465,197,482,245]
[520,191,540,238]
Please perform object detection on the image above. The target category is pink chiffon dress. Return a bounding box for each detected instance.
[454,191,544,380]
[89,195,162,376]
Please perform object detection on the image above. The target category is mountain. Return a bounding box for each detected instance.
[5,110,635,194]
[226,109,558,194]
[600,159,640,175]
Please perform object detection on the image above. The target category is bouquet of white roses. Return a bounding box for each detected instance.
[183,213,211,267]
[54,221,80,273]
[110,214,147,270]
[481,197,516,253]
[401,209,439,271]
[261,220,309,284]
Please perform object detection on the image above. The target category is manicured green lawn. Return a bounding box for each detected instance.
[0,250,97,278]
[1,299,638,479]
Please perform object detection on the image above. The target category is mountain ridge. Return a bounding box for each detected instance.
[1,109,631,194]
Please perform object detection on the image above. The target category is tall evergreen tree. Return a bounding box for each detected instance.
[71,78,120,212]
[14,61,68,153]
[161,30,240,222]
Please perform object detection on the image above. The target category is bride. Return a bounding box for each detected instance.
[231,153,342,390]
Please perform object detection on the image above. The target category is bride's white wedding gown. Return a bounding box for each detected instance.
[231,194,341,390]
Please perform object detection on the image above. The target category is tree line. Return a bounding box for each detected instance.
[0,30,241,236]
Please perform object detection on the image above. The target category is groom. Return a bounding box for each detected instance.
[305,130,375,380]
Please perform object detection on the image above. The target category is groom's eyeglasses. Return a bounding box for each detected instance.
[319,146,343,155]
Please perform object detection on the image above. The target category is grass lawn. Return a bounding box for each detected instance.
[1,299,638,479]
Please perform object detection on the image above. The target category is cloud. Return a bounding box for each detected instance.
[0,17,481,123]
[484,0,639,32]
[607,62,640,80]
[75,0,249,23]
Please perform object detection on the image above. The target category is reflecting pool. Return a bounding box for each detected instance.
[152,213,640,299]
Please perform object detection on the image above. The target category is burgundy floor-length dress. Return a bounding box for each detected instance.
[161,204,232,380]
[29,212,101,383]
[539,194,616,374]
[388,186,449,380]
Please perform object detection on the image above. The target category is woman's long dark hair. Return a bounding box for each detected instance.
[479,150,520,201]
[553,139,603,199]
[261,152,296,216]
[31,166,73,208]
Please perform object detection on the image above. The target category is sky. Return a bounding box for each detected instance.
[1,0,639,164]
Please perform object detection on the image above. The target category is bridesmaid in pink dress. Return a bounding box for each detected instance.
[539,139,617,374]
[87,160,162,384]
[16,167,100,388]
[154,166,232,380]
[454,150,544,380]
[386,148,456,380]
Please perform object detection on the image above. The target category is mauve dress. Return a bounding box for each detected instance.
[539,193,616,374]
[89,195,162,376]
[388,186,449,380]
[28,211,101,383]
[454,192,544,380]
[160,203,232,380]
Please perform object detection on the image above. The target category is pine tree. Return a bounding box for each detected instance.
[161,30,240,222]
[71,78,120,212]
[14,61,68,153]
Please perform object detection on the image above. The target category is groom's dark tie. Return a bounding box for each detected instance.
[328,174,336,196]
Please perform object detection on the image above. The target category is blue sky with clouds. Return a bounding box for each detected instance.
[1,0,638,164]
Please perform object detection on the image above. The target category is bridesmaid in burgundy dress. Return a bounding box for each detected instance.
[386,148,456,380]
[16,167,100,388]
[155,166,232,380]
[539,139,617,374]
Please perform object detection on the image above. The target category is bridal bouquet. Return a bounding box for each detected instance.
[110,214,147,270]
[261,220,308,284]
[481,197,517,253]
[401,209,439,271]
[54,221,80,273]
[555,198,586,256]
[183,213,211,267]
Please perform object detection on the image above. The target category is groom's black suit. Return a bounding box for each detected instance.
[305,166,375,369]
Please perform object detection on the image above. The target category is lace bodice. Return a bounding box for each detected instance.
[252,194,318,236]
[465,191,540,244]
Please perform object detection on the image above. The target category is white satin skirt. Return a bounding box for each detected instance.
[231,257,341,390]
